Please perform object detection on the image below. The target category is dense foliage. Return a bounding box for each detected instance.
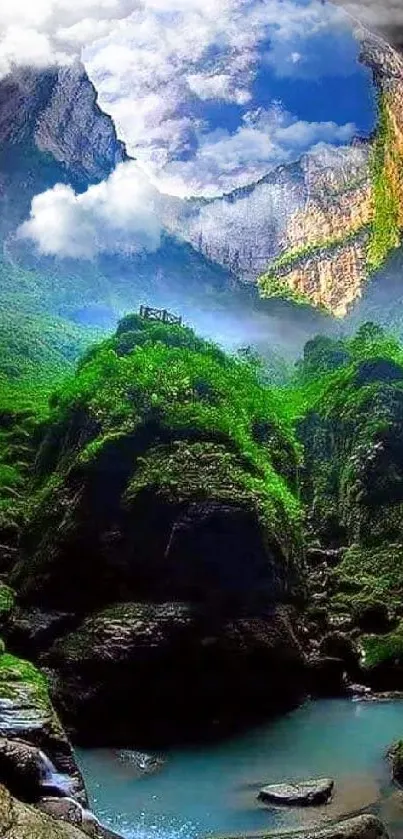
[3,302,403,673]
[30,314,302,541]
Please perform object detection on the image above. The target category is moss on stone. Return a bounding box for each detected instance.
[0,653,49,708]
[126,440,300,531]
[11,316,304,611]
[0,585,15,620]
[361,623,403,670]
[331,544,403,617]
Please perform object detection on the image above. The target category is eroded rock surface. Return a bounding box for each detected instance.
[219,815,389,839]
[44,601,305,744]
[0,783,88,839]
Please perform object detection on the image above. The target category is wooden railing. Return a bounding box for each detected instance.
[139,306,182,326]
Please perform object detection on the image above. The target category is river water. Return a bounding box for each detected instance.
[77,698,403,839]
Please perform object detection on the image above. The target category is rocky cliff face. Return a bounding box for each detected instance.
[176,140,373,317]
[0,62,126,181]
[174,162,305,282]
[0,62,127,232]
[177,32,403,318]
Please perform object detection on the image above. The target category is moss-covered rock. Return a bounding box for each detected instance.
[11,318,303,615]
[6,317,306,739]
[329,544,403,621]
[360,623,403,686]
[0,648,86,803]
[300,372,403,548]
[0,584,15,622]
[293,330,403,688]
[0,405,42,562]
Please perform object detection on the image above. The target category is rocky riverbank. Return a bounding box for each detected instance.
[218,815,389,839]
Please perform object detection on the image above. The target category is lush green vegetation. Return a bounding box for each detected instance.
[290,323,403,650]
[0,255,103,408]
[0,585,15,620]
[0,646,50,708]
[361,625,403,670]
[258,268,317,309]
[367,92,401,272]
[279,321,403,422]
[331,544,403,616]
[3,298,403,673]
[5,312,311,609]
[31,314,303,550]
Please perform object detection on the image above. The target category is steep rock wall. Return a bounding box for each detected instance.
[176,31,403,317]
[0,62,127,182]
[0,62,128,232]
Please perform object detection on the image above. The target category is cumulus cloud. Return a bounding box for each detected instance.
[154,106,356,196]
[1,0,400,81]
[75,0,359,196]
[1,0,370,197]
[0,0,138,79]
[6,0,378,241]
[18,161,164,258]
[187,73,251,105]
[85,1,350,147]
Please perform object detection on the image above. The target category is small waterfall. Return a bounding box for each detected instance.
[38,750,75,797]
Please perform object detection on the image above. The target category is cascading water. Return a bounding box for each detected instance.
[37,751,122,839]
[38,751,75,797]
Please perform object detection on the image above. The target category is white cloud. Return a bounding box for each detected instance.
[0,0,399,82]
[187,72,251,105]
[2,0,371,211]
[18,161,164,258]
[75,0,358,195]
[0,0,138,78]
[153,106,356,196]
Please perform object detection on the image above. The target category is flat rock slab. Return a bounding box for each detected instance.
[217,813,388,839]
[258,779,334,807]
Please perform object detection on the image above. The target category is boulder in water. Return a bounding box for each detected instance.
[297,814,388,839]
[258,778,334,806]
[234,814,389,839]
[220,815,388,839]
